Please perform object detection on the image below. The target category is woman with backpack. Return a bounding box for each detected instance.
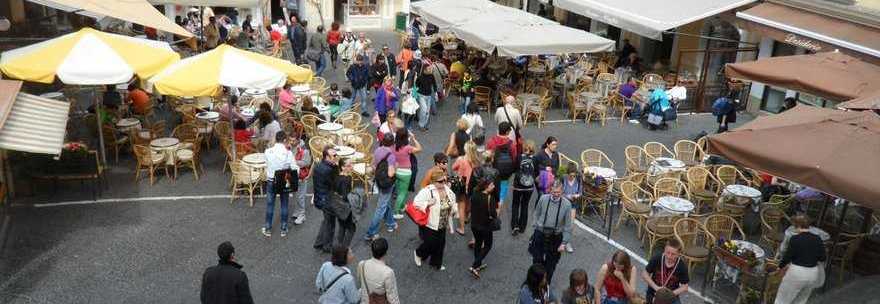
[511,140,537,235]
[452,141,480,235]
[364,135,397,241]
[392,128,422,219]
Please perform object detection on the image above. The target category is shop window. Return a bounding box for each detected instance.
[759,41,797,113]
[349,0,379,16]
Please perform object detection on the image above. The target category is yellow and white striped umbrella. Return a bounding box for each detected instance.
[0,27,179,85]
[149,44,313,97]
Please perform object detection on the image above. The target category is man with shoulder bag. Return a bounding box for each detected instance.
[313,147,339,253]
[261,131,299,238]
[529,181,573,284]
[359,238,400,304]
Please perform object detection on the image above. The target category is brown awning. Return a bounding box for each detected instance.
[0,80,23,130]
[28,0,193,37]
[707,105,880,208]
[736,3,880,61]
[724,52,880,101]
[838,90,880,111]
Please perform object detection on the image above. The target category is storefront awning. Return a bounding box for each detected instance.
[554,0,756,39]
[411,0,614,56]
[0,92,71,155]
[28,0,192,37]
[724,51,880,101]
[736,2,880,59]
[147,0,263,8]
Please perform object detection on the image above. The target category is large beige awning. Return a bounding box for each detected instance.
[28,0,193,37]
[0,93,71,155]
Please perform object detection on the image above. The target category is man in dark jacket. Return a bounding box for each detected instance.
[289,16,307,64]
[200,241,254,304]
[346,54,371,116]
[381,45,398,82]
[312,147,339,252]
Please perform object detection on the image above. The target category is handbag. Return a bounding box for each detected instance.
[445,140,460,158]
[488,194,501,231]
[405,190,433,226]
[272,168,298,193]
[401,93,419,115]
[306,48,321,62]
[359,261,389,304]
[647,113,663,125]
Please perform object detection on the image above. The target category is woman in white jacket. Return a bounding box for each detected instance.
[413,170,458,271]
[337,31,355,66]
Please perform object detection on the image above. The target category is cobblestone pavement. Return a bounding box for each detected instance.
[0,31,754,303]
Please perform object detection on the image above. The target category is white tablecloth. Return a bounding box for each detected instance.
[653,196,694,216]
[116,118,141,132]
[585,166,617,179]
[722,184,763,212]
[196,111,220,121]
[648,157,686,175]
[150,137,180,165]
[335,145,356,157]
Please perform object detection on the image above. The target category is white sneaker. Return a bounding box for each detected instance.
[294,216,305,225]
[438,265,446,271]
[413,250,422,267]
[566,243,575,253]
[393,214,405,220]
[261,228,271,237]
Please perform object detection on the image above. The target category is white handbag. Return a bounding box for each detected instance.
[401,94,419,115]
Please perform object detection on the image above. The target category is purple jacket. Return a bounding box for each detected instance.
[374,87,399,115]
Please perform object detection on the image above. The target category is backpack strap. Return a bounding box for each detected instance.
[321,269,350,294]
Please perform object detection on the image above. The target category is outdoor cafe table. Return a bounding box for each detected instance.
[318,122,343,138]
[334,145,356,158]
[653,196,694,216]
[723,184,763,212]
[585,166,617,179]
[241,153,267,180]
[648,157,687,175]
[150,137,180,166]
[196,111,220,122]
[116,118,141,132]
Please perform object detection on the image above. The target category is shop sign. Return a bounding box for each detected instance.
[784,34,823,52]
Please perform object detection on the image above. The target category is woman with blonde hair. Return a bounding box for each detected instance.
[452,141,480,235]
[446,118,471,159]
[511,140,537,235]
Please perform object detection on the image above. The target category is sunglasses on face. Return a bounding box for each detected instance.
[435,179,448,184]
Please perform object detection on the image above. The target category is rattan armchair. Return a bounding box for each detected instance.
[133,145,165,185]
[567,91,589,122]
[473,86,492,111]
[624,145,648,175]
[829,233,866,283]
[760,207,785,257]
[674,217,710,275]
[230,161,261,207]
[674,140,701,166]
[645,215,681,257]
[580,148,614,169]
[102,125,129,163]
[654,177,690,200]
[524,95,552,128]
[175,138,201,181]
[586,96,609,127]
[686,166,720,214]
[618,181,653,238]
[715,165,749,187]
[643,142,674,160]
[301,114,323,137]
[704,214,746,245]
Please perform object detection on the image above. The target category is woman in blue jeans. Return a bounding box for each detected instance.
[364,135,398,240]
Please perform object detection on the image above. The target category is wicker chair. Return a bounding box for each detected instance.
[524,95,552,128]
[230,161,261,207]
[704,214,746,244]
[473,86,492,111]
[309,136,333,164]
[643,142,674,160]
[695,136,708,159]
[174,139,201,181]
[102,126,129,163]
[686,166,720,214]
[301,114,323,137]
[654,177,690,200]
[173,123,200,150]
[559,153,580,174]
[760,207,785,257]
[715,165,749,187]
[674,217,710,275]
[335,111,361,129]
[674,140,701,166]
[829,233,866,283]
[645,215,681,258]
[133,145,165,185]
[764,194,794,213]
[566,91,589,122]
[717,195,749,226]
[624,145,648,175]
[586,96,609,127]
[580,148,614,169]
[617,181,653,238]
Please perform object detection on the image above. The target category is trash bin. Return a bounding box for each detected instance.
[395,13,407,32]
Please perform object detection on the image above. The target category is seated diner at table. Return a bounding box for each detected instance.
[258,111,282,146]
[102,84,122,108]
[248,102,275,126]
[219,95,246,122]
[127,82,151,115]
[301,95,321,117]
[233,119,254,144]
[278,82,294,110]
[619,77,642,118]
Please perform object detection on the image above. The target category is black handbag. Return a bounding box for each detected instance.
[273,169,298,194]
[488,194,501,231]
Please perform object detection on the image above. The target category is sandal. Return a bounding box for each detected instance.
[468,267,481,279]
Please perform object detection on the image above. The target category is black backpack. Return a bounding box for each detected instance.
[374,154,394,190]
[515,156,535,188]
[493,141,516,178]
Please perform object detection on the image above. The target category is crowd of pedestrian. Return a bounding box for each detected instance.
[198,17,700,304]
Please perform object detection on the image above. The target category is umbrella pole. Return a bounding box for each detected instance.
[95,90,108,165]
[823,200,850,291]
